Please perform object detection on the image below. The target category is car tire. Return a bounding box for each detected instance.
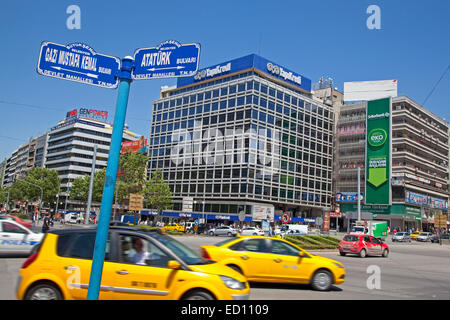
[339,252,346,256]
[253,233,257,235]
[359,249,367,258]
[24,283,62,300]
[182,290,215,300]
[311,269,333,291]
[382,249,389,258]
[227,232,232,237]
[209,231,214,236]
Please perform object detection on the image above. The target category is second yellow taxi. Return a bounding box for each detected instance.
[201,235,345,291]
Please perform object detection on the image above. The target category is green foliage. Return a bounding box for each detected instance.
[69,169,106,202]
[143,169,172,213]
[9,168,60,207]
[116,151,149,203]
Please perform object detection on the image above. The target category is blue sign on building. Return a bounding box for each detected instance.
[133,40,200,80]
[177,54,312,93]
[37,42,121,89]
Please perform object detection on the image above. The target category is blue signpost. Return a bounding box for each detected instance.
[37,42,120,89]
[133,40,200,79]
[37,40,200,300]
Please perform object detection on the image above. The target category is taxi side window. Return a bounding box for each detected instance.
[363,236,371,243]
[271,240,300,256]
[239,239,266,252]
[2,222,28,234]
[119,235,170,268]
[58,233,110,261]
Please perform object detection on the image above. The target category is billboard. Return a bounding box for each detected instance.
[120,136,147,154]
[252,203,275,222]
[344,80,397,102]
[365,98,391,205]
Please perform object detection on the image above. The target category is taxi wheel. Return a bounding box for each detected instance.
[359,249,367,258]
[25,282,62,300]
[182,290,215,300]
[311,269,333,291]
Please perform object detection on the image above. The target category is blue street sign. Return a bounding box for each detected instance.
[132,40,200,80]
[37,42,121,89]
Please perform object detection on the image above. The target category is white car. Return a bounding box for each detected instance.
[240,227,265,236]
[0,220,44,255]
[416,232,434,242]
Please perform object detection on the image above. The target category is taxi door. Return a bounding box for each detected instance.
[111,233,177,300]
[265,239,314,283]
[57,232,116,300]
[227,238,269,280]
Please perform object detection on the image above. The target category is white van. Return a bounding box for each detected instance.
[279,224,308,236]
[65,212,83,224]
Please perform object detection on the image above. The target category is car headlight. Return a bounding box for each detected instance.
[220,275,246,290]
[333,262,344,269]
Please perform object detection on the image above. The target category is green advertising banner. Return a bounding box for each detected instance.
[366,98,391,205]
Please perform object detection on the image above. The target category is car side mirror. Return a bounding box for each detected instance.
[299,251,305,258]
[168,260,181,270]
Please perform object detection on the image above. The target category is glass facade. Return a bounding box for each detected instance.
[148,69,334,215]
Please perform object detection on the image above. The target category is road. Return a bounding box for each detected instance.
[1,227,450,300]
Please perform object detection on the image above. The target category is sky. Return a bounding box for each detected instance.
[0,0,449,161]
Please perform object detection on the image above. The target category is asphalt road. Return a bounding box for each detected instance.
[2,229,450,300]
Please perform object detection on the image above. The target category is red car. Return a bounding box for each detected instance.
[0,215,32,230]
[339,234,389,258]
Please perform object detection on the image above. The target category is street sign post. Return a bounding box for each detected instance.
[281,212,291,224]
[37,42,120,89]
[132,40,200,80]
[37,40,200,300]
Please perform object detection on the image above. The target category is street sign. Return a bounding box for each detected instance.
[37,42,120,89]
[281,212,291,224]
[132,40,200,80]
[182,197,194,213]
[128,193,143,211]
[434,214,448,228]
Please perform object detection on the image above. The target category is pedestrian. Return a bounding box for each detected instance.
[42,213,51,233]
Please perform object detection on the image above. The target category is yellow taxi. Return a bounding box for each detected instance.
[410,231,422,240]
[164,223,185,232]
[201,235,345,291]
[16,227,249,300]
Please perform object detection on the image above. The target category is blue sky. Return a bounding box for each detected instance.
[0,0,449,161]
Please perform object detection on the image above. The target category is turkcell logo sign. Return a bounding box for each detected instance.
[37,42,121,89]
[266,62,302,86]
[133,40,200,80]
[368,128,387,147]
[178,54,312,92]
[365,98,392,205]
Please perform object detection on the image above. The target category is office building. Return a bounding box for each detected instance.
[335,96,449,231]
[148,54,335,224]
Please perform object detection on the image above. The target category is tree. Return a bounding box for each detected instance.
[10,168,60,208]
[115,150,148,204]
[70,168,106,203]
[143,169,172,219]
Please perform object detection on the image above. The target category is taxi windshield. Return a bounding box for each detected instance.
[155,234,211,265]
